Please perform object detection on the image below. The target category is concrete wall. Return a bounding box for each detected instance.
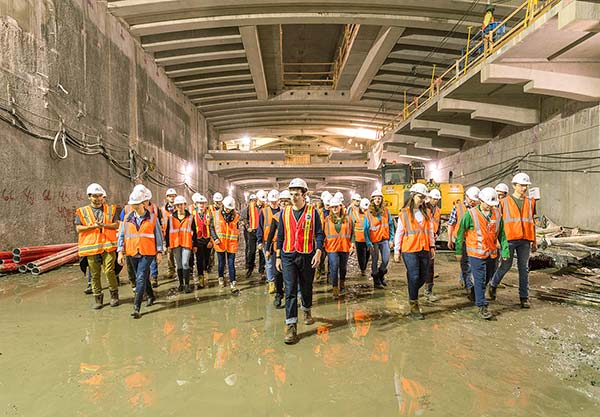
[0,0,214,248]
[426,98,600,230]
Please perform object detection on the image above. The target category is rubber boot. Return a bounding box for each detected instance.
[109,289,119,307]
[488,285,497,300]
[409,300,424,320]
[424,283,439,302]
[184,269,192,293]
[177,269,184,292]
[131,292,142,319]
[303,309,315,325]
[199,272,206,289]
[93,293,104,310]
[284,323,299,345]
[373,271,384,289]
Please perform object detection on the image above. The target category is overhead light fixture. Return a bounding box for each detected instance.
[241,135,251,146]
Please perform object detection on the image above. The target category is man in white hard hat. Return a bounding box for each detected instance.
[315,192,332,280]
[240,193,256,278]
[210,195,241,292]
[206,192,224,274]
[162,188,178,280]
[276,178,325,345]
[455,187,509,320]
[264,190,292,308]
[494,183,509,200]
[257,190,281,295]
[190,194,210,289]
[489,172,537,308]
[245,191,267,279]
[75,183,120,309]
[447,186,480,297]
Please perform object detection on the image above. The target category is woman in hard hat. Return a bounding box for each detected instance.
[191,193,210,289]
[455,187,509,319]
[257,190,281,295]
[165,195,196,293]
[162,188,177,280]
[323,196,354,297]
[489,173,537,309]
[425,188,442,302]
[117,188,164,319]
[316,191,332,281]
[494,183,509,200]
[364,189,395,289]
[210,196,241,293]
[393,183,435,319]
[350,198,371,277]
[206,192,224,274]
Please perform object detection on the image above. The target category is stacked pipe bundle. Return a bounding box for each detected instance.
[0,243,78,275]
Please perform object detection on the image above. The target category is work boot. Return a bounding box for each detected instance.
[183,270,192,293]
[340,280,345,291]
[273,294,283,308]
[424,284,439,302]
[332,287,340,298]
[478,305,493,320]
[131,292,143,319]
[409,300,424,320]
[93,293,104,310]
[152,276,158,288]
[488,285,497,300]
[268,281,276,294]
[146,294,155,307]
[218,276,225,287]
[200,272,206,288]
[84,282,93,295]
[177,269,184,292]
[230,281,239,293]
[284,323,299,345]
[303,309,315,325]
[360,270,366,277]
[520,298,531,309]
[109,289,119,307]
[467,287,475,302]
[245,269,253,280]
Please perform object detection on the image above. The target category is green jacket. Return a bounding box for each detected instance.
[455,205,509,259]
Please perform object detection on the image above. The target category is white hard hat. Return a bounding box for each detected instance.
[329,196,343,207]
[133,184,146,193]
[86,183,106,196]
[143,188,152,201]
[359,198,370,210]
[429,189,441,200]
[213,192,223,202]
[512,173,531,185]
[279,190,291,200]
[192,193,203,203]
[248,193,257,200]
[322,195,331,206]
[494,183,509,193]
[409,183,429,196]
[351,193,361,201]
[133,185,151,201]
[466,186,481,201]
[174,195,187,205]
[289,178,308,190]
[333,192,344,202]
[128,189,146,205]
[166,188,177,196]
[321,191,332,201]
[479,187,499,206]
[256,190,267,202]
[199,195,208,203]
[371,189,383,198]
[268,189,280,202]
[223,196,235,210]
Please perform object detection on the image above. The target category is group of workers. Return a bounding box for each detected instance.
[75,172,537,343]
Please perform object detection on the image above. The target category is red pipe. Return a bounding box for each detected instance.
[12,243,76,257]
[32,252,79,275]
[18,265,29,273]
[26,246,79,269]
[0,262,19,273]
[0,251,12,260]
[13,251,65,264]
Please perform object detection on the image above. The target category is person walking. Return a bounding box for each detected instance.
[350,198,371,277]
[364,189,395,289]
[245,191,266,279]
[424,189,442,302]
[75,183,120,309]
[206,192,224,273]
[191,193,211,289]
[257,190,280,294]
[161,188,177,280]
[393,184,435,320]
[276,178,324,345]
[165,195,196,293]
[488,173,537,308]
[455,187,509,319]
[210,196,241,293]
[265,190,292,308]
[323,196,353,297]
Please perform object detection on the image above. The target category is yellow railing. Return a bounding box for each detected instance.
[377,0,560,140]
[333,24,361,89]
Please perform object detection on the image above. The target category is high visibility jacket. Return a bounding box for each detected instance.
[501,196,536,241]
[76,204,118,256]
[213,210,240,253]
[124,211,158,257]
[193,209,210,239]
[350,208,366,243]
[398,207,432,253]
[324,216,352,253]
[168,213,193,249]
[261,206,278,243]
[465,207,501,259]
[161,205,174,235]
[449,200,468,242]
[282,205,316,254]
[366,209,390,243]
[482,11,494,29]
[248,202,260,230]
[429,205,441,235]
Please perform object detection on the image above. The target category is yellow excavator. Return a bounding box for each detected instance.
[381,161,464,216]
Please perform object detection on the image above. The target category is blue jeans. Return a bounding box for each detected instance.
[459,244,473,289]
[172,247,192,271]
[370,241,390,281]
[150,257,158,278]
[328,252,349,287]
[128,255,155,309]
[217,252,236,282]
[263,247,276,282]
[491,239,531,299]
[468,256,496,307]
[282,252,315,324]
[401,251,430,301]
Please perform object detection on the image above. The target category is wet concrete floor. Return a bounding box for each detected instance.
[1,252,599,417]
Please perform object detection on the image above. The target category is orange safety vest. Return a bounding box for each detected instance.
[261,206,279,243]
[123,211,158,257]
[282,205,316,254]
[501,196,536,241]
[249,202,260,229]
[365,208,390,243]
[324,216,352,253]
[76,204,118,256]
[350,208,367,243]
[161,205,174,235]
[193,209,210,239]
[429,204,441,235]
[465,207,501,259]
[450,200,468,242]
[398,207,432,253]
[168,213,193,249]
[213,210,240,253]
